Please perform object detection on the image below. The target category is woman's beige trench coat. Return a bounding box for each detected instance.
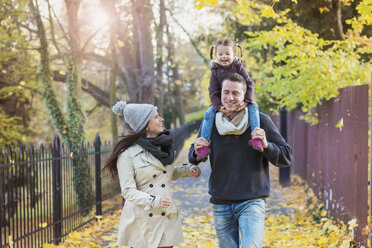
[117,144,193,248]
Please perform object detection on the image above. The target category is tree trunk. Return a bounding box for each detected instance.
[99,0,119,139]
[131,0,154,103]
[65,0,93,215]
[155,0,165,116]
[165,12,185,126]
[65,0,85,144]
[174,81,185,125]
[65,0,81,64]
[100,0,154,105]
[332,0,344,40]
[28,0,67,141]
[109,19,119,140]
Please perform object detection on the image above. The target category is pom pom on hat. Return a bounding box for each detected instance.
[112,100,157,133]
[112,100,127,116]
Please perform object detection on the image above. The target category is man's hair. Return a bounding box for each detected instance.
[222,73,247,93]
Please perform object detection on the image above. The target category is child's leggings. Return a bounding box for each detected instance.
[200,102,260,141]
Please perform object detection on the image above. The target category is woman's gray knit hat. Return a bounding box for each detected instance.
[112,100,157,133]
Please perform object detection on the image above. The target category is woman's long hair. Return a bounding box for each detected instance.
[103,128,147,180]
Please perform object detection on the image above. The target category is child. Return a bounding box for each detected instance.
[196,37,263,161]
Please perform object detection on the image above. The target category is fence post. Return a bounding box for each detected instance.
[369,71,372,246]
[52,135,62,244]
[95,134,102,216]
[0,146,3,247]
[279,108,290,187]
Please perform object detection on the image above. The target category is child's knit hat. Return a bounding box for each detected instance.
[112,100,157,133]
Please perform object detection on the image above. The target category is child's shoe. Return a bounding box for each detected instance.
[196,146,211,161]
[249,138,264,152]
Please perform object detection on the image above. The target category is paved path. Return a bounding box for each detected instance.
[96,139,295,247]
[172,142,294,222]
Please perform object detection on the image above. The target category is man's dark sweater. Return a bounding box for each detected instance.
[188,113,293,204]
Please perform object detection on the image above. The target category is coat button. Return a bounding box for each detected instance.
[149,213,153,217]
[163,170,167,174]
[221,69,224,72]
[149,184,153,188]
[153,174,157,178]
[161,212,165,216]
[161,184,165,188]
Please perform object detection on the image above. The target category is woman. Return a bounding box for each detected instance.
[103,100,201,248]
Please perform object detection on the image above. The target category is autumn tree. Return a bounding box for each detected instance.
[234,0,371,123]
[0,0,37,144]
[28,0,95,213]
[194,0,371,123]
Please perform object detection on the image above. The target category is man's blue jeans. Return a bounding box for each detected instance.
[211,199,265,248]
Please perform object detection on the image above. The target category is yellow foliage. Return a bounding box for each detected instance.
[262,6,275,18]
[39,222,48,228]
[335,118,344,131]
[88,242,100,248]
[194,0,219,10]
[320,210,327,217]
[67,231,81,241]
[41,161,354,248]
[117,40,124,48]
[319,7,330,13]
[348,218,358,230]
[204,241,212,248]
[8,236,13,248]
[42,244,55,248]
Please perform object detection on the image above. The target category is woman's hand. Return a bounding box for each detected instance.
[190,166,201,178]
[160,196,172,208]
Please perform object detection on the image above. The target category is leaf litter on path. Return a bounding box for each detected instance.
[43,133,356,248]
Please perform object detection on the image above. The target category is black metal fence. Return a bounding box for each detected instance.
[0,119,201,248]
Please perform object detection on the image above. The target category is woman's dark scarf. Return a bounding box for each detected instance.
[136,129,175,165]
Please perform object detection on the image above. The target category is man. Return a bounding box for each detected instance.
[188,73,293,248]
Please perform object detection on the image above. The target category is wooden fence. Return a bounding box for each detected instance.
[272,84,369,246]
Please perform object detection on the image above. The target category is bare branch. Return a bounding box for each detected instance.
[46,0,62,56]
[82,53,111,66]
[167,9,209,66]
[86,103,102,116]
[52,70,110,107]
[51,2,70,48]
[80,23,108,55]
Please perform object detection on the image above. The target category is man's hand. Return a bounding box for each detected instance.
[236,101,248,112]
[194,137,210,154]
[251,127,268,149]
[160,196,172,208]
[190,166,201,178]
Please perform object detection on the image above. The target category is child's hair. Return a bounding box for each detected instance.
[210,38,243,60]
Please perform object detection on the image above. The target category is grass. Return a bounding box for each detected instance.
[185,109,206,123]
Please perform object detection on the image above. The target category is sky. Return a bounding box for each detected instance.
[162,1,223,41]
[47,0,223,42]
